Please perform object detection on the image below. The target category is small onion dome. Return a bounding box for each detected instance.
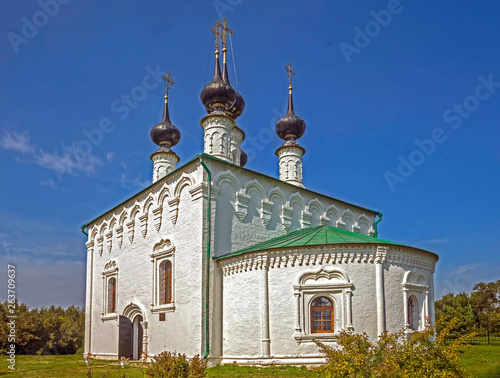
[200,50,236,113]
[222,55,245,119]
[228,90,245,119]
[276,87,306,142]
[240,149,248,167]
[150,96,181,148]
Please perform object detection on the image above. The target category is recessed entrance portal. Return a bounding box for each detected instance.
[120,303,146,360]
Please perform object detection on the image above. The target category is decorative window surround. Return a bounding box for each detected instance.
[402,282,429,332]
[101,261,118,321]
[293,269,354,343]
[150,239,176,313]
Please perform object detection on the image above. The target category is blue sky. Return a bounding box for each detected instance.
[0,0,498,308]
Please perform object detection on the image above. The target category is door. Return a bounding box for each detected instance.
[119,315,132,359]
[132,315,144,360]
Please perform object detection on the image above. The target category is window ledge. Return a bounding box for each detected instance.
[294,332,339,343]
[101,313,118,321]
[150,303,175,313]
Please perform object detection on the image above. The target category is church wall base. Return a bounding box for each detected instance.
[217,355,327,367]
[88,353,119,360]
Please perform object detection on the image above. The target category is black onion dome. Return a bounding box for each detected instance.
[200,52,236,113]
[228,90,245,119]
[276,88,306,141]
[150,97,181,148]
[240,149,248,167]
[222,57,245,119]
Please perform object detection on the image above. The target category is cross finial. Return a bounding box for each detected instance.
[210,20,223,53]
[219,17,234,49]
[161,71,175,100]
[285,62,296,89]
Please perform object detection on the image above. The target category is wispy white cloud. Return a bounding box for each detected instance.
[41,178,57,190]
[0,212,87,307]
[120,173,150,189]
[0,129,102,177]
[416,237,452,245]
[0,233,12,257]
[0,130,35,153]
[434,262,500,299]
[36,143,101,176]
[106,152,114,162]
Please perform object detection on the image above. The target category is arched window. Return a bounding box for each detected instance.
[108,277,116,313]
[311,296,334,333]
[408,295,419,331]
[159,261,172,305]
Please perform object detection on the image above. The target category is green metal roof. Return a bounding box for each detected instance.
[214,225,411,260]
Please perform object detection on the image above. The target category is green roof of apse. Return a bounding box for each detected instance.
[214,225,405,260]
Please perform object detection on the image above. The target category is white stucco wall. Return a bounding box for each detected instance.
[83,155,438,366]
[216,244,437,364]
[84,162,205,358]
[207,158,378,259]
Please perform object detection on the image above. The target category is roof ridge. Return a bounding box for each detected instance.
[213,224,429,261]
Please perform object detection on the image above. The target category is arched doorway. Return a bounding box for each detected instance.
[120,303,146,360]
[132,315,143,360]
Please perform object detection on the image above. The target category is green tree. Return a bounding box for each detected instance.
[0,301,41,354]
[435,292,477,338]
[471,280,500,343]
[0,301,84,355]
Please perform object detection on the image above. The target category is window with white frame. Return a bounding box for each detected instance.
[151,239,175,313]
[102,260,118,320]
[293,268,353,342]
[402,271,429,332]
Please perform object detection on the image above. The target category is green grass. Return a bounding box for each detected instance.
[459,345,500,378]
[1,346,499,377]
[205,365,316,377]
[0,355,148,377]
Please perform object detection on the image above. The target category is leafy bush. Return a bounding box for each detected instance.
[146,351,207,378]
[315,318,471,377]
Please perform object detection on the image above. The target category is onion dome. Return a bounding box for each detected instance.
[150,94,181,150]
[276,84,306,142]
[222,48,245,119]
[240,149,248,167]
[200,48,236,113]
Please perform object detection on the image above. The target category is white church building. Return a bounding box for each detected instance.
[82,20,438,365]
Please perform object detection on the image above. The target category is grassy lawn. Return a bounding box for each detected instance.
[0,355,316,378]
[0,346,498,377]
[459,345,500,378]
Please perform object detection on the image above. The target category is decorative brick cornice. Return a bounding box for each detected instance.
[217,245,436,276]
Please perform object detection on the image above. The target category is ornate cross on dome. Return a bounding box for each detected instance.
[210,21,223,51]
[161,71,175,99]
[285,62,296,88]
[219,17,234,49]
